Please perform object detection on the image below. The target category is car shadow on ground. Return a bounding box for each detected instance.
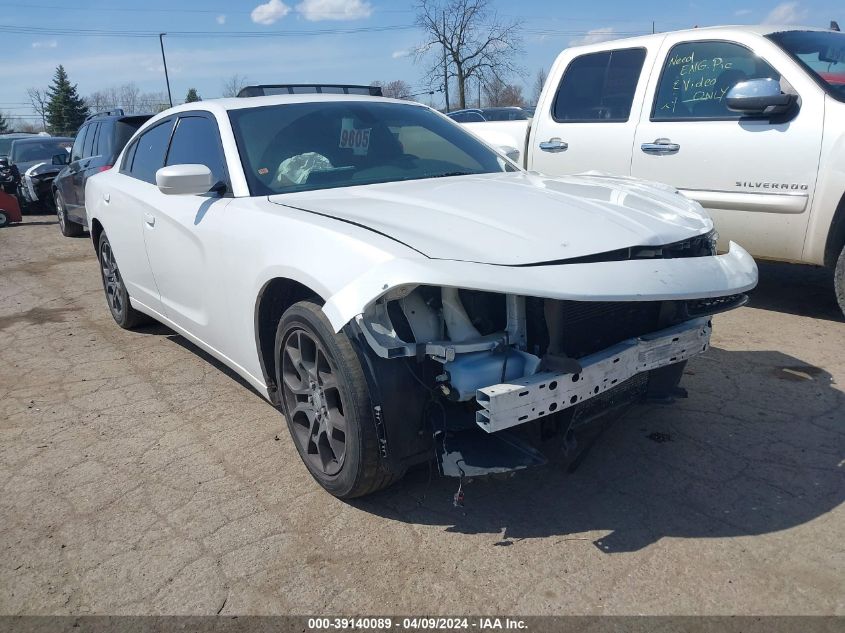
[353,346,844,553]
[749,260,843,322]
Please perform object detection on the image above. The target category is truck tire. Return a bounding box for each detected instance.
[56,191,84,237]
[835,243,845,318]
[275,299,399,498]
[97,232,150,329]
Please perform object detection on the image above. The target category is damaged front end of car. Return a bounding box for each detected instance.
[337,237,756,481]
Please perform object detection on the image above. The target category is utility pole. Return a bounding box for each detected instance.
[159,33,173,108]
[442,13,449,112]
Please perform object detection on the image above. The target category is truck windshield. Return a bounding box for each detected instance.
[229,101,515,196]
[767,30,845,101]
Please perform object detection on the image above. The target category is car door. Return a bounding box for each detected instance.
[104,118,176,316]
[630,33,824,261]
[140,112,233,348]
[529,44,657,175]
[71,122,99,210]
[62,123,89,211]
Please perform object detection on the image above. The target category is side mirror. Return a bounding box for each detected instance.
[155,164,213,195]
[499,145,520,163]
[0,157,9,169]
[52,153,69,166]
[726,78,797,116]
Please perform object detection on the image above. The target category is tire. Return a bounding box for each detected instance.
[56,191,84,237]
[97,232,149,329]
[0,210,8,228]
[835,243,845,318]
[275,300,399,498]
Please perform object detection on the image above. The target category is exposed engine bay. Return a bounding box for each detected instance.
[355,284,746,478]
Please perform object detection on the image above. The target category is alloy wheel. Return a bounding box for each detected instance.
[99,241,125,320]
[56,195,65,231]
[281,328,347,476]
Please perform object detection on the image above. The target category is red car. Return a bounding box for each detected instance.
[0,189,22,227]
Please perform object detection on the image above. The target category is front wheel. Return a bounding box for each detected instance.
[56,191,84,237]
[275,300,399,498]
[97,232,149,329]
[835,244,845,318]
[0,210,9,228]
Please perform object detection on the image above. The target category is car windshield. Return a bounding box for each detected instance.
[767,30,845,101]
[10,139,72,163]
[228,100,515,196]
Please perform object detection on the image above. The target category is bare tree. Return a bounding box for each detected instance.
[371,79,413,100]
[26,87,48,132]
[222,73,249,98]
[531,67,547,105]
[414,0,523,110]
[482,77,525,107]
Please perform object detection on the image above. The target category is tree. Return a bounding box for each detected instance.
[26,87,48,131]
[184,88,202,103]
[414,0,523,110]
[531,67,547,105]
[0,111,9,134]
[222,73,249,98]
[45,66,88,136]
[482,77,525,107]
[371,79,413,100]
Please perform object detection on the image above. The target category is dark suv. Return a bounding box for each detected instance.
[54,109,152,237]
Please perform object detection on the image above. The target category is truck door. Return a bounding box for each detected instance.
[630,33,824,261]
[529,44,656,176]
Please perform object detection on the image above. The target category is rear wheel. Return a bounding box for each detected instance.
[835,244,845,318]
[275,300,399,498]
[56,191,84,237]
[0,210,9,228]
[98,233,149,329]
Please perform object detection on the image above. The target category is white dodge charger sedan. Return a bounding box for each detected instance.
[86,88,758,498]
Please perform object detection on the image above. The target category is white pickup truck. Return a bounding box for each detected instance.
[466,25,845,315]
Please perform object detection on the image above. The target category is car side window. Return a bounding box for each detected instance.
[552,48,647,122]
[127,120,174,184]
[652,40,781,120]
[97,121,115,160]
[165,115,228,190]
[83,122,99,158]
[71,125,88,162]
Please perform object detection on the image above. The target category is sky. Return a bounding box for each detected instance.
[1,0,841,126]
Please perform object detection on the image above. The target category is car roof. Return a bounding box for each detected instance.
[569,24,835,48]
[11,136,73,145]
[141,94,430,128]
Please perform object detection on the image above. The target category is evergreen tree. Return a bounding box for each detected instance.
[45,65,89,136]
[184,88,201,103]
[0,111,10,134]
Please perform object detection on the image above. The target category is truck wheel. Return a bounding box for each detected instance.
[97,232,149,329]
[835,244,845,318]
[0,210,8,228]
[56,191,84,237]
[275,299,399,498]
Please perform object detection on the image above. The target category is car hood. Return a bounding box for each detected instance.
[15,160,58,175]
[268,171,712,265]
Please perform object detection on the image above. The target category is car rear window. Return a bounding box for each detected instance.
[113,117,152,157]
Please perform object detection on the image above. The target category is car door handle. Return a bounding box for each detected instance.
[539,138,568,153]
[641,138,680,155]
[144,212,155,227]
[102,193,110,203]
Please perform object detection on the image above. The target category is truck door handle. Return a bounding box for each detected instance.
[641,138,680,155]
[539,138,568,153]
[144,212,155,227]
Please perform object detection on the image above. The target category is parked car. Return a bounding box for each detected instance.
[53,109,153,237]
[6,136,72,212]
[0,188,22,228]
[462,25,845,316]
[0,132,38,159]
[86,87,757,498]
[447,107,531,123]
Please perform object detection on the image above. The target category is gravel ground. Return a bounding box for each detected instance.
[1,214,843,616]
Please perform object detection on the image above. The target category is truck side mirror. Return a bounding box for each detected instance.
[726,78,797,117]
